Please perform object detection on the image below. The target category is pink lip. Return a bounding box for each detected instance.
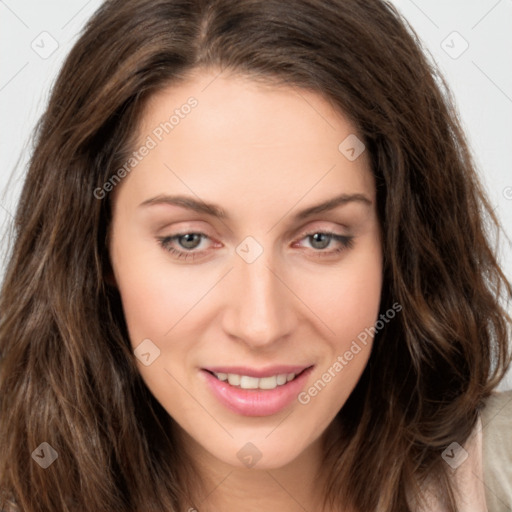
[203,365,309,378]
[202,366,314,417]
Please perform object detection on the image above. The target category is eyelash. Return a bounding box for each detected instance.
[157,231,354,261]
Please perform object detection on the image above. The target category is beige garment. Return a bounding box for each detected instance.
[442,389,512,512]
[410,390,512,512]
[410,415,488,511]
[481,390,512,512]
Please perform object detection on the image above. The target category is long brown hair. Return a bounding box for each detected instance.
[0,0,510,510]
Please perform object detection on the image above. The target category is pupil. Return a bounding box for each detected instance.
[179,234,201,249]
[310,233,331,249]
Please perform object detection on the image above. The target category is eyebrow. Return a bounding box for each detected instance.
[139,194,228,218]
[138,192,372,220]
[293,193,372,220]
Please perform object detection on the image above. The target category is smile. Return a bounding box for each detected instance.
[202,365,314,416]
[210,371,297,390]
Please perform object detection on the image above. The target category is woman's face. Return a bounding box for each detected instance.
[109,69,382,470]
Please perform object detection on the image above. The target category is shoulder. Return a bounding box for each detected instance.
[480,389,512,511]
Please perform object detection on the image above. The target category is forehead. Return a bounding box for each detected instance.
[117,70,375,212]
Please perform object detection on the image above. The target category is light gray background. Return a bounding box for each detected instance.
[1,0,511,389]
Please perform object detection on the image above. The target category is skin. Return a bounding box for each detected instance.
[108,68,383,512]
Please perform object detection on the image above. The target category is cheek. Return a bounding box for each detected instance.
[111,238,215,343]
[295,238,382,398]
[299,244,383,343]
[294,247,382,428]
[110,238,208,410]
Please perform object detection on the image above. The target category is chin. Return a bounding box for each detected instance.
[205,432,318,471]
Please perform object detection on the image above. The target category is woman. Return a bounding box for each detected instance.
[0,0,510,510]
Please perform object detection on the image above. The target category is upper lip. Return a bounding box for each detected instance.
[202,365,313,378]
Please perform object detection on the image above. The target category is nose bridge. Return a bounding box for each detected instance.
[222,248,293,347]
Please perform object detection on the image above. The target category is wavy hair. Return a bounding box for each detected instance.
[0,0,510,510]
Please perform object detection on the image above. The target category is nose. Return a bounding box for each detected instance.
[221,252,295,349]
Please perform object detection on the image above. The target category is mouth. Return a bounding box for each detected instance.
[201,365,314,417]
[204,367,310,390]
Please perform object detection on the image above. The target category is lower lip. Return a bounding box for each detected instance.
[202,367,313,417]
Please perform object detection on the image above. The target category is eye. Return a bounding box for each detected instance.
[156,230,354,262]
[157,232,215,260]
[308,232,333,250]
[175,233,203,250]
[294,231,354,256]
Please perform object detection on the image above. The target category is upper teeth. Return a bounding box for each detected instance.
[213,372,296,390]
